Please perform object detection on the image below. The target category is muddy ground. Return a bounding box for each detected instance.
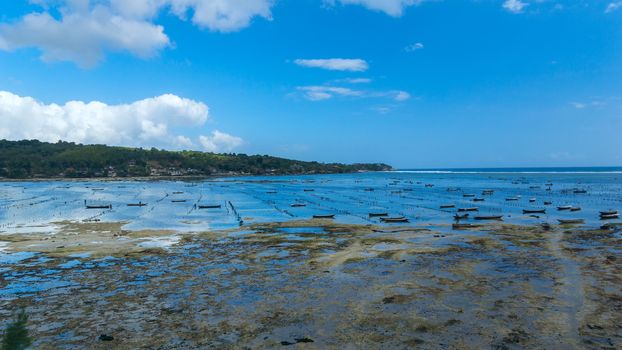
[0,220,621,349]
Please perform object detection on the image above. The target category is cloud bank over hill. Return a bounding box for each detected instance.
[0,91,243,152]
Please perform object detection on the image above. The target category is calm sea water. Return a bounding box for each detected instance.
[1,168,621,234]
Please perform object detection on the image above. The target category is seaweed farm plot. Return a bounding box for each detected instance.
[0,171,621,349]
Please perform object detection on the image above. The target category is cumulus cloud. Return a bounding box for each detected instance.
[503,0,528,14]
[324,0,424,17]
[294,58,369,72]
[0,0,273,66]
[199,130,244,152]
[0,6,169,67]
[405,42,424,52]
[605,2,622,13]
[0,90,243,152]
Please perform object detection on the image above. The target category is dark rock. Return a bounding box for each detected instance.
[99,334,114,341]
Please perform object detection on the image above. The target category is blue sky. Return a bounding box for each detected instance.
[0,0,621,168]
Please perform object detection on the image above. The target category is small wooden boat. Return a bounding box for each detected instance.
[198,204,221,209]
[127,202,147,207]
[86,204,112,209]
[303,189,315,192]
[599,213,619,220]
[266,191,277,194]
[474,215,503,221]
[558,219,584,224]
[290,203,306,207]
[313,214,335,219]
[482,189,494,195]
[573,189,588,194]
[570,207,581,212]
[364,188,375,192]
[557,206,572,211]
[529,198,536,203]
[454,213,469,220]
[458,207,479,212]
[472,198,485,202]
[380,216,409,223]
[425,184,434,187]
[463,194,475,198]
[505,197,519,201]
[523,209,546,214]
[171,199,187,203]
[600,210,619,216]
[544,201,553,205]
[368,212,388,217]
[172,191,184,194]
[440,204,455,209]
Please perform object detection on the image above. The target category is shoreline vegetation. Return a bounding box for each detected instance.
[0,139,392,179]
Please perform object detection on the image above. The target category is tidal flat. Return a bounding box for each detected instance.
[1,172,621,349]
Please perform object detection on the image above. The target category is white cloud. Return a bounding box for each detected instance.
[503,0,528,14]
[325,0,423,17]
[297,86,364,101]
[294,58,369,72]
[337,77,372,84]
[0,0,273,66]
[393,90,410,101]
[405,42,424,52]
[296,86,409,102]
[0,90,243,152]
[199,130,243,152]
[605,2,622,13]
[0,6,170,68]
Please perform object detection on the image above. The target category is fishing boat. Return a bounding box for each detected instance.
[600,210,619,216]
[290,203,306,207]
[573,189,588,194]
[303,189,315,192]
[600,213,619,220]
[364,188,375,192]
[474,215,503,221]
[172,191,184,194]
[458,207,479,212]
[127,202,147,207]
[440,204,455,209]
[313,214,335,219]
[529,198,536,203]
[544,201,553,205]
[557,206,572,211]
[570,207,581,212]
[558,219,584,224]
[171,199,187,203]
[505,197,519,201]
[454,213,469,220]
[266,191,277,194]
[472,198,485,202]
[425,184,434,187]
[86,204,112,209]
[463,194,475,198]
[380,216,409,223]
[368,212,388,217]
[523,209,546,214]
[198,204,221,209]
[482,189,494,195]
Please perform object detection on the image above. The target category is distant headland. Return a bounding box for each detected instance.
[0,139,392,179]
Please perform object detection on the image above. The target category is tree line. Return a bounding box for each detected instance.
[0,140,392,179]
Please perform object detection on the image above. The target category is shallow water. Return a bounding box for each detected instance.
[0,172,621,349]
[1,171,621,234]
